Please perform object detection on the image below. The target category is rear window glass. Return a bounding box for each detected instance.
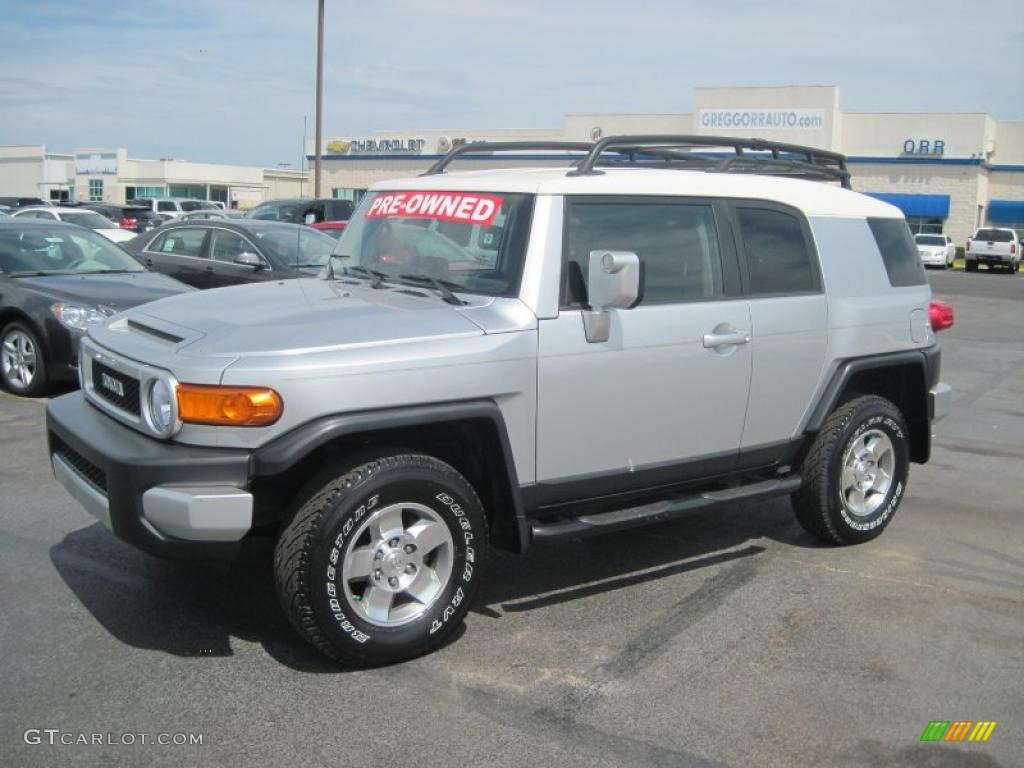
[867,218,927,287]
[972,229,1014,242]
[737,207,819,294]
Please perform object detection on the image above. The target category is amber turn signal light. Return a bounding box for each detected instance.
[177,384,283,426]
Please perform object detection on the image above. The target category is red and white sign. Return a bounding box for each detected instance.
[365,191,503,226]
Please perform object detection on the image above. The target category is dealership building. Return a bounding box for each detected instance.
[311,85,1024,245]
[0,145,308,209]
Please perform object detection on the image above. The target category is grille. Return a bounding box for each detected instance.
[92,361,141,416]
[52,436,108,494]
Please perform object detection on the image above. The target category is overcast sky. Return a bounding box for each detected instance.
[1,0,1021,168]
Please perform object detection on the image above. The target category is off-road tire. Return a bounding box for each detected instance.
[274,453,487,667]
[792,396,910,545]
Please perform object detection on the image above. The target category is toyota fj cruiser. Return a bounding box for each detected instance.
[47,136,952,666]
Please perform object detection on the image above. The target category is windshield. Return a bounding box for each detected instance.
[0,225,145,275]
[251,226,336,266]
[330,190,534,296]
[61,211,116,229]
[914,235,946,246]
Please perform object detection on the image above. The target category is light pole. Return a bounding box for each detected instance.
[314,0,324,198]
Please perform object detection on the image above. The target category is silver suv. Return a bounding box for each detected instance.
[47,136,952,666]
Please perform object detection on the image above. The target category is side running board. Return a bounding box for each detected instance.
[530,476,801,541]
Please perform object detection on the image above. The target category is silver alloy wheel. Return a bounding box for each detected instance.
[341,502,454,627]
[839,429,895,517]
[1,330,36,390]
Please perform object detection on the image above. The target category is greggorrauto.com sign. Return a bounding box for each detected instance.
[699,109,825,131]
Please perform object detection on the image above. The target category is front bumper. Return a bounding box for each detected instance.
[47,391,254,560]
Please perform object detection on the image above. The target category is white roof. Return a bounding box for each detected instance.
[371,167,902,219]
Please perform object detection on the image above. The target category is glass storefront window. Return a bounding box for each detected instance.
[905,216,945,234]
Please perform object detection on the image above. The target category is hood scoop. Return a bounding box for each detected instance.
[127,319,184,344]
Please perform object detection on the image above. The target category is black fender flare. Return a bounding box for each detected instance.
[250,399,530,551]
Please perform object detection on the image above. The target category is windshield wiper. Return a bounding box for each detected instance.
[344,265,389,289]
[7,270,66,277]
[398,274,468,306]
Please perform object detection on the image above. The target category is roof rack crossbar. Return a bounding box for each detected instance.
[422,141,595,176]
[567,134,851,188]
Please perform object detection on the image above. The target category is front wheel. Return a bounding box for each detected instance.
[1,322,48,397]
[792,396,910,545]
[274,453,487,667]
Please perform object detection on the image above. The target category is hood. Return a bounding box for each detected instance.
[14,271,191,311]
[132,277,485,357]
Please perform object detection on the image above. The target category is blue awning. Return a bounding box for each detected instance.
[865,193,950,218]
[988,200,1024,224]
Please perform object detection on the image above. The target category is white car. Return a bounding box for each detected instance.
[130,197,218,220]
[11,207,135,243]
[914,233,956,269]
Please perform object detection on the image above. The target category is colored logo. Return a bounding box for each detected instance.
[920,721,997,743]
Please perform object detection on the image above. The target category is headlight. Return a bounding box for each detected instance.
[147,378,177,436]
[51,303,112,331]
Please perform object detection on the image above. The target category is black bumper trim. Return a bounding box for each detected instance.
[46,391,252,560]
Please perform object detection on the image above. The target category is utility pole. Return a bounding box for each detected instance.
[314,0,324,198]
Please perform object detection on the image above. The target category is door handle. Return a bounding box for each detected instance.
[702,330,751,349]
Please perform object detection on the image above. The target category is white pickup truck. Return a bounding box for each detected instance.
[965,227,1020,273]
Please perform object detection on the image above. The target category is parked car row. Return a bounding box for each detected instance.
[0,194,361,396]
[0,220,190,396]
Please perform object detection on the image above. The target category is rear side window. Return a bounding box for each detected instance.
[157,201,177,212]
[736,207,819,294]
[867,218,927,287]
[147,228,207,257]
[565,200,724,305]
[325,200,354,220]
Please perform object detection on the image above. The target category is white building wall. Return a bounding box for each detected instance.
[849,163,984,243]
[0,145,74,199]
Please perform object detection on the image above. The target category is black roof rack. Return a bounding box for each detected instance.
[423,134,851,189]
[569,135,851,188]
[422,141,595,176]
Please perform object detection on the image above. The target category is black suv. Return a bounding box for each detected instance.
[246,197,354,225]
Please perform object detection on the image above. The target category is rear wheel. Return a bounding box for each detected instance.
[0,322,48,397]
[274,453,487,667]
[792,396,910,545]
[965,259,977,272]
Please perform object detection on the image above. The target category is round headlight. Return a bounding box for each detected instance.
[148,378,175,434]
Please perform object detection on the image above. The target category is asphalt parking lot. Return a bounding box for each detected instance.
[1,269,1021,767]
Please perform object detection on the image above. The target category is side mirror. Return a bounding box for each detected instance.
[582,250,641,343]
[303,213,317,225]
[234,251,264,269]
